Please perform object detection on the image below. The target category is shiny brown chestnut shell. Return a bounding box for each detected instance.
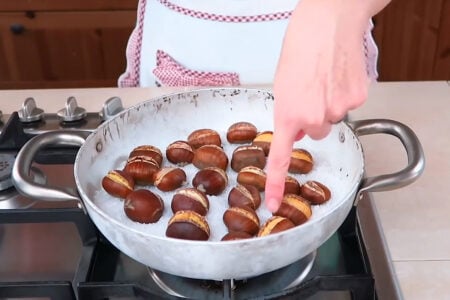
[187,129,221,149]
[123,156,160,184]
[166,140,194,166]
[128,145,163,167]
[274,194,312,226]
[223,206,260,235]
[230,145,266,172]
[228,184,261,210]
[124,189,164,223]
[166,210,210,241]
[252,131,273,156]
[226,122,258,144]
[171,188,209,216]
[257,216,296,237]
[300,180,331,205]
[102,170,135,199]
[192,144,228,171]
[192,167,228,195]
[288,148,314,174]
[284,175,301,195]
[236,166,266,191]
[221,231,253,241]
[154,167,187,192]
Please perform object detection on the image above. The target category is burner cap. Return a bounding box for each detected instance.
[0,153,15,191]
[148,251,316,299]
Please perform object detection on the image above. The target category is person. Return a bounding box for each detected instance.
[119,0,392,212]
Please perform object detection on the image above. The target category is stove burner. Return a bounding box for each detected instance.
[148,251,316,299]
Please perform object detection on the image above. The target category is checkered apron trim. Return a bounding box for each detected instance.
[153,50,240,86]
[118,0,147,87]
[157,0,292,23]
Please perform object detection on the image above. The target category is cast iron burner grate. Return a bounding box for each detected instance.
[77,207,375,300]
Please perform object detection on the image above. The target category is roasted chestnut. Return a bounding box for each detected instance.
[236,166,266,191]
[284,176,301,195]
[187,129,221,149]
[192,144,228,171]
[273,194,312,226]
[102,170,135,198]
[252,131,273,156]
[257,216,296,237]
[129,145,163,167]
[171,188,209,216]
[300,180,331,205]
[230,145,266,172]
[221,231,253,241]
[223,206,260,235]
[166,210,210,241]
[226,122,258,144]
[166,140,194,166]
[288,148,313,174]
[123,156,160,184]
[192,167,228,195]
[154,167,187,192]
[228,184,261,210]
[124,189,164,223]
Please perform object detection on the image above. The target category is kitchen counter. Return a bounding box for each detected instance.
[1,81,449,299]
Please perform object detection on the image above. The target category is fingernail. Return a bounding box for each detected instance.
[266,199,280,213]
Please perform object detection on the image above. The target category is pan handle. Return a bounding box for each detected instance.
[348,119,425,199]
[12,130,90,209]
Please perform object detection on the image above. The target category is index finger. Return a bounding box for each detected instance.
[265,128,303,212]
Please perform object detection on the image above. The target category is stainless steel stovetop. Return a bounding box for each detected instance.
[0,96,377,299]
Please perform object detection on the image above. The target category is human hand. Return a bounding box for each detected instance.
[264,0,372,212]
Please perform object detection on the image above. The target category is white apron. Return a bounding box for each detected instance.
[119,0,378,87]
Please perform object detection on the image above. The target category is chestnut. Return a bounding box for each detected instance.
[192,144,228,171]
[221,231,253,241]
[123,156,160,184]
[223,206,260,235]
[124,189,164,223]
[102,170,135,198]
[192,167,228,195]
[284,176,301,195]
[300,180,331,205]
[129,145,163,167]
[230,145,266,172]
[154,167,187,192]
[257,216,296,237]
[252,131,273,156]
[187,129,221,149]
[166,210,210,241]
[166,140,194,166]
[273,194,312,226]
[226,122,258,144]
[171,188,209,216]
[228,184,261,210]
[288,148,314,174]
[236,166,266,191]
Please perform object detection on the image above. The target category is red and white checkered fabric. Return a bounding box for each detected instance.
[153,50,240,86]
[157,0,292,23]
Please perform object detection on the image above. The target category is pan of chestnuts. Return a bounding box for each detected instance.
[12,88,424,280]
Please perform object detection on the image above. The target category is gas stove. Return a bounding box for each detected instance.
[0,96,376,299]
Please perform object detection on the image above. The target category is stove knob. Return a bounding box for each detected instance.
[57,96,87,122]
[18,97,44,123]
[99,96,124,121]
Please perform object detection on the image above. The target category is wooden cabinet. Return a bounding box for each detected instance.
[373,0,450,81]
[0,1,137,89]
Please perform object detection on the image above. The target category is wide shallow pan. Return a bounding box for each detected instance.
[12,88,424,280]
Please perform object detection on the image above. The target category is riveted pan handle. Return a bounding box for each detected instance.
[12,131,90,209]
[348,119,425,199]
